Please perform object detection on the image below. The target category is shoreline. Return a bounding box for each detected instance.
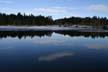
[0,26,108,32]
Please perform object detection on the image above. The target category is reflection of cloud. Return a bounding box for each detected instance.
[35,38,64,44]
[85,43,108,49]
[0,46,14,49]
[38,52,73,61]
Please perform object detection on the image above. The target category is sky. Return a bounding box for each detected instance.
[0,0,108,19]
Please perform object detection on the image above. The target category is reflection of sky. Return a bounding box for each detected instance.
[33,33,86,46]
[0,33,108,72]
[30,33,108,50]
[1,32,108,50]
[38,52,73,61]
[1,32,108,71]
[0,46,14,50]
[85,43,108,49]
[35,38,64,44]
[33,33,68,45]
[83,38,108,50]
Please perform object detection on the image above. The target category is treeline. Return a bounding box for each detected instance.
[55,16,108,28]
[0,12,53,26]
[0,12,108,27]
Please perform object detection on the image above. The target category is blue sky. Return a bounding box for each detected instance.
[0,0,108,19]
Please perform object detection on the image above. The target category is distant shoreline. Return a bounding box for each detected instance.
[0,13,108,28]
[0,26,108,32]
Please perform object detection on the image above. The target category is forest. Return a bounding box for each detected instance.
[0,12,108,28]
[55,16,108,29]
[0,12,53,26]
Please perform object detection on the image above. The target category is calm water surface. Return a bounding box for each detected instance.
[0,31,108,72]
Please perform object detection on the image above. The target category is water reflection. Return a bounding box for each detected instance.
[38,52,73,61]
[55,30,108,38]
[85,43,108,49]
[0,30,108,39]
[0,30,108,72]
[34,38,65,45]
[0,31,53,39]
[0,46,14,50]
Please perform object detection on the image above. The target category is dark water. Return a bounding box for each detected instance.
[0,30,108,72]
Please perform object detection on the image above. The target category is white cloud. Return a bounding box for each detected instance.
[33,7,75,14]
[0,7,33,14]
[61,13,81,18]
[0,7,80,19]
[0,6,75,14]
[87,4,108,11]
[38,52,73,61]
[33,6,80,19]
[0,0,13,4]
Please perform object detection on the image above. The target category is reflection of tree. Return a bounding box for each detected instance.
[0,30,108,39]
[0,31,53,39]
[55,30,108,38]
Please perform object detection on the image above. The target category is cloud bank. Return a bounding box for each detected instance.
[0,0,13,4]
[87,4,108,11]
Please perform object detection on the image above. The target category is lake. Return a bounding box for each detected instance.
[0,30,108,72]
